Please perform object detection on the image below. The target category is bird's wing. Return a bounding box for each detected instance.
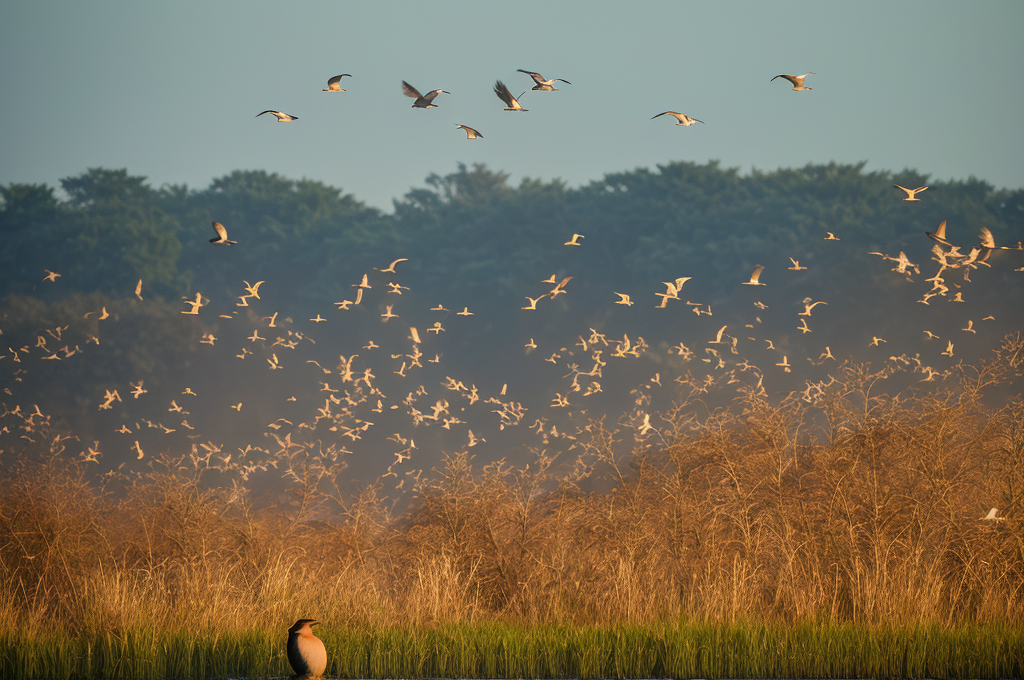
[256,110,277,117]
[651,111,674,120]
[494,80,514,107]
[750,265,764,282]
[212,221,228,240]
[978,227,995,249]
[935,220,947,239]
[772,74,798,86]
[518,69,545,85]
[401,80,422,99]
[555,78,571,84]
[422,89,444,102]
[893,184,912,196]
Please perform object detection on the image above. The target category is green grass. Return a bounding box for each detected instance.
[1,621,1021,679]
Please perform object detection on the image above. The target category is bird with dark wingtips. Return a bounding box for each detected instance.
[926,220,953,247]
[652,111,704,126]
[455,124,483,139]
[517,69,571,91]
[323,74,352,92]
[209,221,237,245]
[287,619,327,677]
[771,72,815,90]
[256,110,299,122]
[402,80,449,108]
[494,80,527,111]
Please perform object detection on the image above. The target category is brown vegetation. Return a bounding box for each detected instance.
[2,340,1023,638]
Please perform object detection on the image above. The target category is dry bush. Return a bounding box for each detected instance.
[2,345,1023,636]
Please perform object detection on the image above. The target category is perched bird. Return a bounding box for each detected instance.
[742,265,766,286]
[256,110,298,122]
[517,69,571,90]
[771,72,815,90]
[402,80,449,108]
[651,111,704,126]
[323,74,352,92]
[287,619,327,678]
[210,221,237,245]
[494,80,527,111]
[894,184,928,201]
[455,124,483,139]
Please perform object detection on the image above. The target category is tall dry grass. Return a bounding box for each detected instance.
[1,341,1023,644]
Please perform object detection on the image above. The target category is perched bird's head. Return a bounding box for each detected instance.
[289,619,320,634]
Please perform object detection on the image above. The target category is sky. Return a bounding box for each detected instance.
[1,1,1022,211]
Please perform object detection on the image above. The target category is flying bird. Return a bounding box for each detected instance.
[742,265,766,286]
[377,258,408,273]
[651,111,704,126]
[243,280,264,298]
[564,233,584,246]
[181,293,205,315]
[455,124,483,139]
[788,258,807,271]
[771,72,815,90]
[209,221,237,245]
[494,80,527,111]
[614,293,634,306]
[256,110,298,122]
[926,220,953,247]
[894,184,928,201]
[402,80,449,108]
[323,74,352,92]
[517,69,571,90]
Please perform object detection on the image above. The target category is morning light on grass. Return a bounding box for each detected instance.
[2,1,1023,678]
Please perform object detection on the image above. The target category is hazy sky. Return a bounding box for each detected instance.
[2,1,1022,210]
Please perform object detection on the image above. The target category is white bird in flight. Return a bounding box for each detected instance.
[742,265,766,286]
[517,69,571,91]
[771,72,815,90]
[209,221,237,245]
[894,184,928,201]
[926,220,953,247]
[377,258,408,273]
[402,80,449,108]
[494,80,527,111]
[564,233,584,246]
[256,110,298,122]
[455,124,483,139]
[323,74,352,92]
[651,111,704,126]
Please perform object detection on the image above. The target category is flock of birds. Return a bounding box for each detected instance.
[1,66,1020,532]
[253,68,821,135]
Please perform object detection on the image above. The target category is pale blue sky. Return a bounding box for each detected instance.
[2,1,1022,210]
